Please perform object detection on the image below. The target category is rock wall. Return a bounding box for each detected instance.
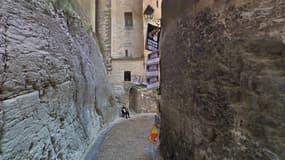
[129,87,159,113]
[73,0,96,32]
[0,0,118,159]
[160,0,285,159]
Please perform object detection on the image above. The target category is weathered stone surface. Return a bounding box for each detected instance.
[95,115,158,160]
[0,0,118,159]
[129,87,159,113]
[160,0,285,159]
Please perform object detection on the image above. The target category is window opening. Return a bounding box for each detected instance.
[124,71,131,81]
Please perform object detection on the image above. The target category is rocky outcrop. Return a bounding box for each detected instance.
[160,0,285,159]
[0,0,118,159]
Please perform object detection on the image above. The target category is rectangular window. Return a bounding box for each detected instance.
[124,12,133,28]
[125,49,129,57]
[124,71,131,81]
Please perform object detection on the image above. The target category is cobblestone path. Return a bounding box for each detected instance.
[84,114,162,160]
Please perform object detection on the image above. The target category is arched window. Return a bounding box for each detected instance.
[124,71,131,81]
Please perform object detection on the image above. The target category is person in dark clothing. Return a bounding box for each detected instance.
[121,106,130,119]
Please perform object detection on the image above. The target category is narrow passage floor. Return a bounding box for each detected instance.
[85,114,162,160]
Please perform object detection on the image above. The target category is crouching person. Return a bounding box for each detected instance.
[121,106,130,119]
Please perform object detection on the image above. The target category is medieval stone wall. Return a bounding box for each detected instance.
[160,0,285,159]
[111,0,144,60]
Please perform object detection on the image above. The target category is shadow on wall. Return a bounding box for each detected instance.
[128,87,159,113]
[129,87,137,112]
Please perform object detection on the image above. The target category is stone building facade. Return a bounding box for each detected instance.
[95,0,112,71]
[74,0,162,108]
[109,0,145,89]
[74,0,162,83]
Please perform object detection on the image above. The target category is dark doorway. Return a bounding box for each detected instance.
[129,87,137,112]
[124,71,131,81]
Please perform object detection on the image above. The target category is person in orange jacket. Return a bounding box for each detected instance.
[148,123,160,160]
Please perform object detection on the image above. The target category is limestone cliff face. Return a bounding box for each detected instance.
[0,0,118,159]
[160,0,285,159]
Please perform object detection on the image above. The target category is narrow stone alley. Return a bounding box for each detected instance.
[1,0,285,160]
[84,114,162,160]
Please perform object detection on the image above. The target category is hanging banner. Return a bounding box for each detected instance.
[146,64,159,76]
[146,71,159,77]
[146,23,161,51]
[146,76,160,89]
[146,51,160,90]
[147,64,159,71]
[147,51,159,65]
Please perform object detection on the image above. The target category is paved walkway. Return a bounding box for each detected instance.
[84,114,162,160]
